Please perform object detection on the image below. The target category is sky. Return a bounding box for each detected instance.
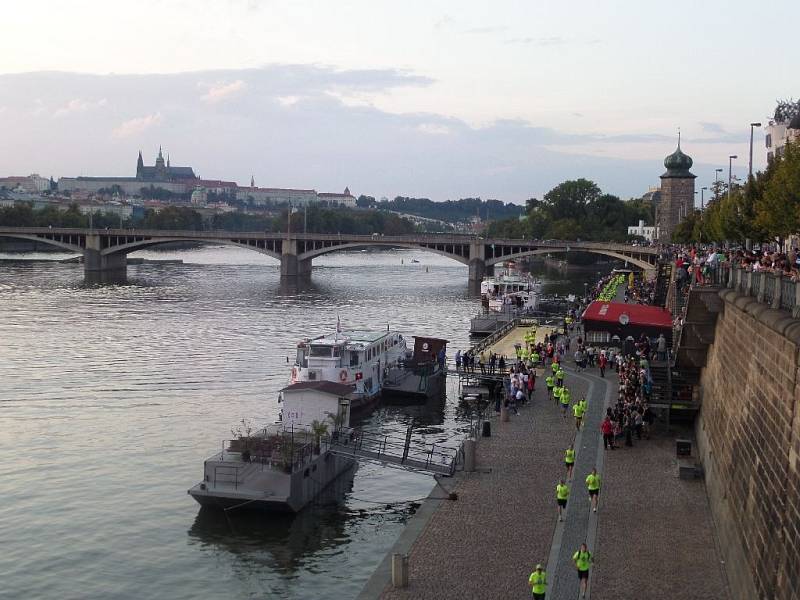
[0,0,797,203]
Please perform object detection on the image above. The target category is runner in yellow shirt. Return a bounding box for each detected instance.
[572,542,593,598]
[528,564,547,599]
[586,467,601,512]
[564,444,576,480]
[556,479,569,521]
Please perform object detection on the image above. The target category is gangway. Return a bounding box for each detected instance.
[324,426,461,477]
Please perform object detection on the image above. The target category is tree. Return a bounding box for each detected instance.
[757,141,800,241]
[541,179,601,221]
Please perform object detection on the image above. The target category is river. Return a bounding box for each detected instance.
[0,247,594,600]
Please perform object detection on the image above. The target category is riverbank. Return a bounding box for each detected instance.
[363,362,730,599]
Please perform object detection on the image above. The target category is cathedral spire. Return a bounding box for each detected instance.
[158,145,163,160]
[250,175,255,188]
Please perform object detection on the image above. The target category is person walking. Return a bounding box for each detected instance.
[556,366,565,388]
[528,564,547,600]
[556,479,569,521]
[586,468,601,512]
[598,352,607,378]
[565,444,576,480]
[572,543,593,598]
[601,415,615,450]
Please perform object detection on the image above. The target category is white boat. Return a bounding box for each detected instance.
[487,289,538,313]
[290,329,409,410]
[480,261,538,300]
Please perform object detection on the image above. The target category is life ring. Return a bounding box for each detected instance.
[339,369,348,382]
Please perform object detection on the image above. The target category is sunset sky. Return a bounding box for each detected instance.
[1,0,796,202]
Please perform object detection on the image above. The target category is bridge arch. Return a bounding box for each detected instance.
[298,241,470,265]
[100,238,282,262]
[0,233,84,254]
[485,247,656,272]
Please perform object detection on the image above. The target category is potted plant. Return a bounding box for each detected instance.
[230,418,254,462]
[310,419,329,454]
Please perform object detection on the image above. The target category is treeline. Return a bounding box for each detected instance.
[357,195,525,223]
[486,179,653,242]
[0,203,417,235]
[673,141,800,244]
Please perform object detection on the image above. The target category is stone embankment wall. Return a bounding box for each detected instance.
[696,289,800,600]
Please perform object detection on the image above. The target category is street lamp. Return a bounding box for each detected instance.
[749,122,762,179]
[715,168,723,183]
[728,155,737,201]
[701,186,708,210]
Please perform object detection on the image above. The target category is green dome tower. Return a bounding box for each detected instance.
[656,134,696,242]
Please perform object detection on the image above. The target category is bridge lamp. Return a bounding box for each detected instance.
[728,155,737,201]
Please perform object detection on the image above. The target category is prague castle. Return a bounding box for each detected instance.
[55,148,356,207]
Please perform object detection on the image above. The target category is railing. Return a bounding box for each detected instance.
[713,264,800,318]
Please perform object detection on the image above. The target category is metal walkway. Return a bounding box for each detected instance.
[324,427,461,477]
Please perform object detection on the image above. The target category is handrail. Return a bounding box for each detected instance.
[710,264,800,318]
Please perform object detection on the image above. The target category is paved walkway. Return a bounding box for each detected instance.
[484,324,556,360]
[379,366,595,599]
[372,355,729,599]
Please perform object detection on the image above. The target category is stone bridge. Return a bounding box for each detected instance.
[0,227,660,282]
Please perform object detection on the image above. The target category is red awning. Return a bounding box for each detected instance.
[582,301,672,329]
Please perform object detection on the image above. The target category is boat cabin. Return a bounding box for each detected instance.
[279,381,353,430]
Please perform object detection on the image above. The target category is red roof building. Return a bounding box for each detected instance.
[581,301,672,346]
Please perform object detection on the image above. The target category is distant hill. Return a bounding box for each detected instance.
[357,195,525,223]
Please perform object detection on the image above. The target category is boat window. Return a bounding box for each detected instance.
[332,346,341,358]
[310,345,331,357]
[350,352,360,367]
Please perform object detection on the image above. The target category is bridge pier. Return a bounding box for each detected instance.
[84,235,127,278]
[280,240,312,278]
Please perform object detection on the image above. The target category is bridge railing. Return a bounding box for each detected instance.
[0,226,660,253]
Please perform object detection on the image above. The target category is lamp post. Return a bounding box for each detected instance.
[749,122,762,179]
[715,168,723,182]
[701,186,708,210]
[728,155,737,202]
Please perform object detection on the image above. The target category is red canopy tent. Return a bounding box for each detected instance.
[581,301,672,347]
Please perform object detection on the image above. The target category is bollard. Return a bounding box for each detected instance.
[500,404,509,422]
[392,553,409,588]
[464,438,476,472]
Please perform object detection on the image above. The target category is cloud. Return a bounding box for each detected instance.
[417,123,450,135]
[53,97,107,117]
[699,121,725,134]
[112,112,162,138]
[0,66,742,201]
[466,26,507,34]
[200,79,247,103]
[506,36,565,46]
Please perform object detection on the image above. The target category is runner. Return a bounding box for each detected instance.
[556,365,565,388]
[572,542,593,598]
[564,444,576,480]
[545,375,554,400]
[556,479,569,521]
[572,399,585,431]
[586,467,601,512]
[560,386,571,417]
[528,564,547,600]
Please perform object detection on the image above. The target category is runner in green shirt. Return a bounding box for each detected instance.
[551,360,559,376]
[572,543,593,597]
[564,444,576,480]
[556,479,569,521]
[553,385,562,406]
[586,467,601,512]
[573,400,585,431]
[556,367,565,387]
[528,564,547,599]
[545,375,554,400]
[560,387,571,417]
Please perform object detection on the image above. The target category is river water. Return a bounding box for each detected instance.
[0,247,590,600]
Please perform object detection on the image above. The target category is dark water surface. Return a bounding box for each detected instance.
[0,247,589,600]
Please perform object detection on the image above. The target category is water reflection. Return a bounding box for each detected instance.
[188,465,357,574]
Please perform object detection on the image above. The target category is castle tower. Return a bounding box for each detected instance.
[155,146,166,178]
[136,150,144,178]
[251,175,255,188]
[656,135,696,242]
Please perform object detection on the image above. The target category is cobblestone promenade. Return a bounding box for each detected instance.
[372,364,729,600]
